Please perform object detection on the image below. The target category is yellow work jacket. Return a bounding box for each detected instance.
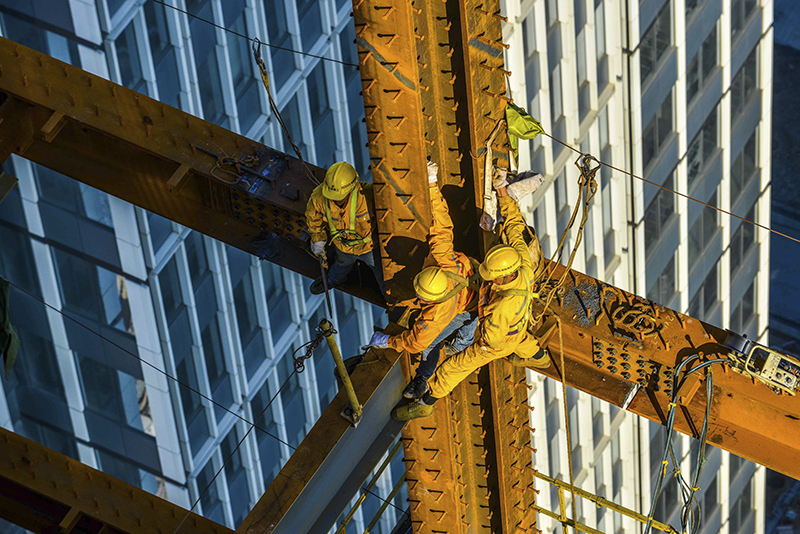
[305,182,374,255]
[388,185,478,354]
[476,195,537,349]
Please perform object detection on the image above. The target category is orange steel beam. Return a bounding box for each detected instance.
[534,263,800,480]
[0,427,233,534]
[0,36,385,305]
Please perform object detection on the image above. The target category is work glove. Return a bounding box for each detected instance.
[427,161,439,185]
[492,165,509,190]
[507,171,546,203]
[311,241,326,257]
[362,331,390,350]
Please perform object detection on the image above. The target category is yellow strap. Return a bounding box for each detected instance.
[668,402,676,408]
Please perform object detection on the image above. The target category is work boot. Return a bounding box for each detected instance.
[391,399,434,421]
[507,348,552,369]
[309,277,327,295]
[403,375,429,399]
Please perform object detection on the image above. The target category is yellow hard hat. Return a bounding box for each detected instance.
[413,266,450,302]
[479,244,522,280]
[323,162,359,201]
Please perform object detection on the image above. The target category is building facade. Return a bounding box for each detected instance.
[0,1,405,533]
[502,0,770,531]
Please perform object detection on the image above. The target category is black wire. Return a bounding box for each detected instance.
[3,278,407,517]
[172,366,299,533]
[150,0,358,68]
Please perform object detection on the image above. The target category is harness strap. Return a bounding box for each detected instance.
[431,259,482,304]
[325,190,372,247]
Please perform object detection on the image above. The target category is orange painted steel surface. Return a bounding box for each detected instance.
[0,427,232,534]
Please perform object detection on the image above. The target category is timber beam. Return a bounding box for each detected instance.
[0,36,384,305]
[0,427,233,534]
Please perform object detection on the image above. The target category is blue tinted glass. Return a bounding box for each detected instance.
[149,212,173,252]
[0,225,41,297]
[117,22,145,93]
[159,257,183,321]
[154,49,181,108]
[297,0,322,49]
[277,352,306,447]
[187,0,226,124]
[262,262,292,334]
[280,94,307,158]
[197,460,225,523]
[251,381,283,485]
[311,305,337,408]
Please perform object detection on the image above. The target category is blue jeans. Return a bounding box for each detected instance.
[328,247,386,297]
[415,311,479,380]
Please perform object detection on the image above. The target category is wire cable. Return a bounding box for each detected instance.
[2,278,406,517]
[537,131,800,246]
[149,0,358,68]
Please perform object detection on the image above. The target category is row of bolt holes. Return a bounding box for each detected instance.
[592,342,674,391]
[231,194,305,233]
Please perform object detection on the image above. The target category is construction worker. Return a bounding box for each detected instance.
[363,161,480,399]
[391,167,551,421]
[305,162,385,297]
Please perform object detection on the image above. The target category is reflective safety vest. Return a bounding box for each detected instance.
[484,268,539,336]
[325,190,372,248]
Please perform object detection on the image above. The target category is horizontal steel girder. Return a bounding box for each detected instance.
[0,36,384,304]
[0,427,233,534]
[535,263,800,480]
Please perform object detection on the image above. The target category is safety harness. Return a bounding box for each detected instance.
[432,258,483,304]
[325,189,372,248]
[490,269,540,335]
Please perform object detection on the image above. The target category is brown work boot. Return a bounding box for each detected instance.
[507,348,551,369]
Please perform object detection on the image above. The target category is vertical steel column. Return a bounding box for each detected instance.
[353,0,433,302]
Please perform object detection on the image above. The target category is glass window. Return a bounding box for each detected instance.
[688,261,718,319]
[53,249,133,333]
[196,459,225,524]
[731,0,758,40]
[731,129,758,203]
[687,107,718,189]
[264,0,294,89]
[730,204,756,274]
[687,25,717,104]
[185,233,209,282]
[148,212,173,253]
[0,12,80,65]
[595,0,608,93]
[159,257,184,322]
[277,349,307,448]
[546,0,559,28]
[640,2,672,85]
[731,47,758,123]
[644,172,676,256]
[116,20,146,94]
[729,479,753,533]
[688,192,718,271]
[297,0,323,50]
[35,164,113,227]
[730,281,756,333]
[685,0,703,21]
[223,0,259,133]
[187,0,226,125]
[647,255,675,305]
[308,62,336,167]
[0,226,42,298]
[311,305,338,409]
[251,380,283,487]
[144,1,181,108]
[220,428,251,525]
[262,262,292,336]
[642,91,673,170]
[8,327,64,397]
[280,94,308,159]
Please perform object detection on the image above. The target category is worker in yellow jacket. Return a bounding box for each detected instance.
[363,161,480,399]
[305,162,385,297]
[392,167,551,421]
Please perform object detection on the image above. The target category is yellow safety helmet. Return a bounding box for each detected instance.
[323,162,359,201]
[413,266,451,302]
[479,244,522,280]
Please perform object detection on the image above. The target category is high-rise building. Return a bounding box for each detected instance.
[0,0,772,533]
[0,1,405,533]
[503,0,769,531]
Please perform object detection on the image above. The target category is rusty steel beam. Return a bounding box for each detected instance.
[353,0,432,302]
[0,427,233,534]
[0,36,385,305]
[535,263,800,480]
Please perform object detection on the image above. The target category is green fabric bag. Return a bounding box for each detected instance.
[506,102,545,166]
[0,276,20,378]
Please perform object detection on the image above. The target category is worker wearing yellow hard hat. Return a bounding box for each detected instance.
[363,161,481,399]
[392,166,551,421]
[305,161,385,297]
